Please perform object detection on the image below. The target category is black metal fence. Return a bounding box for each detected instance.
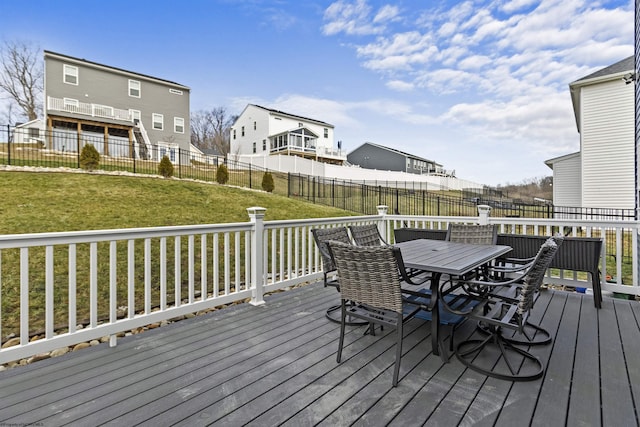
[286,173,636,220]
[2,125,636,220]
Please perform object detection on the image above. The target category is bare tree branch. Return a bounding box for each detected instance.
[190,107,236,155]
[0,40,43,122]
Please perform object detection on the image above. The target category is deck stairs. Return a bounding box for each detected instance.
[133,120,152,160]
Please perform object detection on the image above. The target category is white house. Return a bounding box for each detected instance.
[545,56,635,211]
[229,104,346,164]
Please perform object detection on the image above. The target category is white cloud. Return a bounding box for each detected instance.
[386,80,414,92]
[318,0,632,184]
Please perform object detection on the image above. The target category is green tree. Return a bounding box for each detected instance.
[158,155,174,178]
[216,163,229,184]
[79,144,100,171]
[261,172,275,193]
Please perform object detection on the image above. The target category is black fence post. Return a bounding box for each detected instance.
[249,164,252,188]
[6,124,11,165]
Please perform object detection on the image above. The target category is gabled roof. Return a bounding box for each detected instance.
[351,142,441,166]
[247,104,334,128]
[44,50,190,90]
[572,56,634,84]
[569,56,634,131]
[544,151,580,169]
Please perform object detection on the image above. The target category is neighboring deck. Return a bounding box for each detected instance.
[0,282,639,426]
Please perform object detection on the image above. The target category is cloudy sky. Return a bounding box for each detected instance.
[1,0,634,186]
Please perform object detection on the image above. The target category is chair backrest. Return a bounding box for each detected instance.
[446,224,498,245]
[517,236,563,314]
[349,224,386,246]
[394,227,447,243]
[311,227,351,273]
[328,241,404,313]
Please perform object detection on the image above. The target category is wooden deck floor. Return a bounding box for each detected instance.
[0,281,639,426]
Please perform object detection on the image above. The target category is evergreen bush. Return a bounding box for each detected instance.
[79,144,100,171]
[158,155,174,178]
[261,171,275,192]
[216,163,229,184]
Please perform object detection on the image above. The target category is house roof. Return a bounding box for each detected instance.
[351,141,442,167]
[569,56,634,131]
[544,151,580,169]
[572,56,634,84]
[246,104,334,128]
[44,50,190,90]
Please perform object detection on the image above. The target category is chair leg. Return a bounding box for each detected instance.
[476,319,552,346]
[455,327,544,381]
[337,301,347,363]
[392,313,403,387]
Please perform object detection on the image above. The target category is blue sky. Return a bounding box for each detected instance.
[1,0,634,186]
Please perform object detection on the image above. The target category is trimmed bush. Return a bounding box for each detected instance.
[79,144,100,171]
[216,163,229,184]
[158,155,174,178]
[261,172,275,192]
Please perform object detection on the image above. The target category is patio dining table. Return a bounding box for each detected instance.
[394,239,512,361]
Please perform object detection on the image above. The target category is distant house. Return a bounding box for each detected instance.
[44,50,191,163]
[229,104,346,164]
[14,118,45,145]
[545,56,634,210]
[347,142,446,176]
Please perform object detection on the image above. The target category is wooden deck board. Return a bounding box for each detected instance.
[0,281,638,426]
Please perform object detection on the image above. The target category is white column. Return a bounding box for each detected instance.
[247,207,267,306]
[477,204,492,225]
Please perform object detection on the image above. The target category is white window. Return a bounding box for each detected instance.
[64,64,78,85]
[174,117,184,134]
[129,80,141,98]
[130,109,141,123]
[152,113,164,130]
[324,128,328,138]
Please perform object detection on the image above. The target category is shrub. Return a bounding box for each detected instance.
[79,144,100,171]
[216,163,229,184]
[158,155,174,178]
[261,172,275,192]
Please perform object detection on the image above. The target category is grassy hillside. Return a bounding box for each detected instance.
[0,170,356,234]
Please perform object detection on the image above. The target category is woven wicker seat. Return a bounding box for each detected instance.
[473,235,565,346]
[442,237,561,381]
[349,224,388,246]
[327,240,421,387]
[311,227,367,326]
[446,223,498,245]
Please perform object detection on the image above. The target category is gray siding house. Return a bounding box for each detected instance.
[347,142,445,176]
[44,51,190,162]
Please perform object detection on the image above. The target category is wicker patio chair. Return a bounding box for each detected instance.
[446,223,498,245]
[348,224,388,246]
[311,227,367,326]
[327,240,421,387]
[442,236,560,381]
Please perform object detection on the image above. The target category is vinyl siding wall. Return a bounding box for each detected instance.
[551,154,581,207]
[44,54,191,151]
[580,79,635,209]
[230,105,334,156]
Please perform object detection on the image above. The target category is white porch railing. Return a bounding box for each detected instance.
[0,206,638,365]
[47,96,133,122]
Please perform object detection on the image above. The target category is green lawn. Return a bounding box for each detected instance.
[0,170,355,234]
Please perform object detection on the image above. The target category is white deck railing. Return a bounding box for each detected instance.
[0,206,638,364]
[47,96,133,122]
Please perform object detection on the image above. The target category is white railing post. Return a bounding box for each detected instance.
[248,207,267,306]
[477,204,492,225]
[377,205,389,240]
